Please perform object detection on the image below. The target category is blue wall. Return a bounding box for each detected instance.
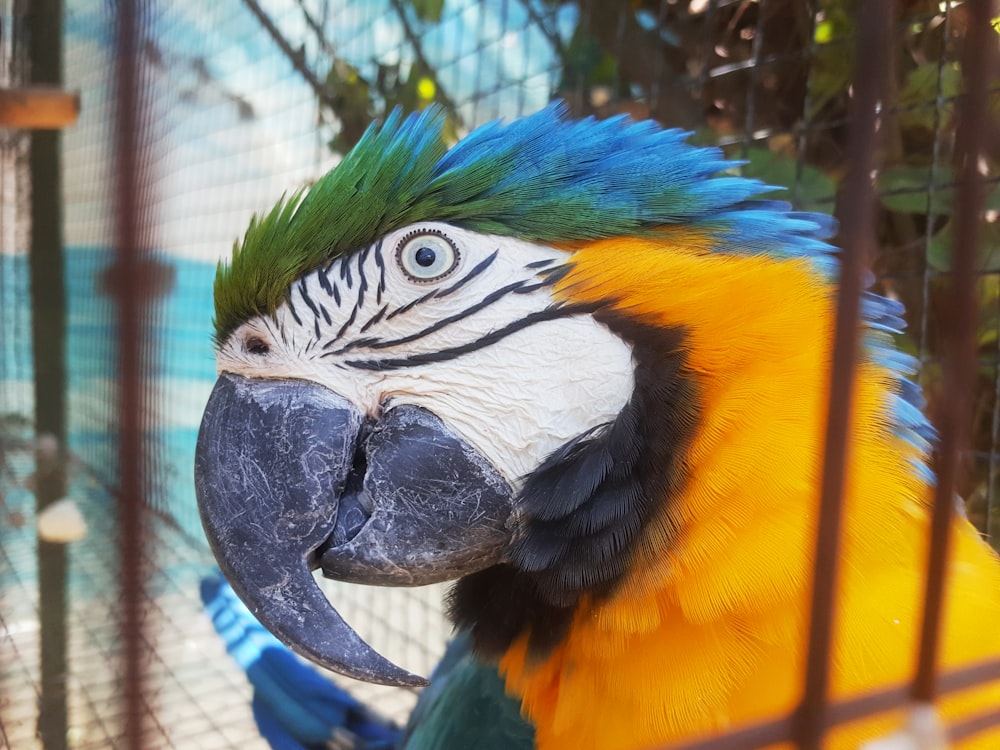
[1,248,219,544]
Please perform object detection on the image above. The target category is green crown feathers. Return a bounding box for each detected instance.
[214,102,822,343]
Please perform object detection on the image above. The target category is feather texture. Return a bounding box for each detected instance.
[212,104,999,749]
[216,104,931,485]
[217,103,827,343]
[498,235,1000,750]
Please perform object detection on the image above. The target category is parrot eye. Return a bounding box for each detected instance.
[396,230,460,283]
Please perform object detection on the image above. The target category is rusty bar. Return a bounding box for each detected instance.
[937,656,1000,694]
[794,3,893,749]
[911,0,993,703]
[656,656,1000,750]
[26,0,69,748]
[950,708,1000,744]
[0,86,79,128]
[827,656,1000,727]
[112,0,152,747]
[652,718,794,750]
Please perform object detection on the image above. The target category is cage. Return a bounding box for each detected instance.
[1,1,999,749]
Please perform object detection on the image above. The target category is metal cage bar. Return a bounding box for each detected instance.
[112,0,154,747]
[913,0,995,705]
[658,1,1000,747]
[27,0,69,747]
[6,2,997,749]
[796,1,892,746]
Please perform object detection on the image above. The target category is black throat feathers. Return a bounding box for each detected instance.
[448,313,701,660]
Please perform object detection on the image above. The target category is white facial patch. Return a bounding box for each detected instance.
[216,222,635,486]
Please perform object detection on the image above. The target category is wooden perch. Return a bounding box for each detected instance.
[0,86,80,129]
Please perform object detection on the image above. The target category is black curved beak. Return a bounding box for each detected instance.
[195,373,515,686]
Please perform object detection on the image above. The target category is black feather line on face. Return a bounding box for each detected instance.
[342,305,595,370]
[286,294,303,327]
[385,249,500,322]
[356,247,369,310]
[449,316,699,661]
[364,280,530,352]
[373,238,386,305]
[360,304,389,334]
[317,265,334,296]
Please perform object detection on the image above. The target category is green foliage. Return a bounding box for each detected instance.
[558,26,622,95]
[407,0,445,23]
[880,164,1000,277]
[326,59,374,156]
[926,221,1000,273]
[879,165,959,215]
[739,147,836,210]
[808,1,855,118]
[318,0,461,157]
[898,62,961,131]
[326,57,458,156]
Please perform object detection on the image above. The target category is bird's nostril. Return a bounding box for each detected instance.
[332,492,370,545]
[311,483,371,567]
[328,426,374,548]
[245,336,270,356]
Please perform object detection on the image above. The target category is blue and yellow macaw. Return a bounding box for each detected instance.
[195,103,1000,749]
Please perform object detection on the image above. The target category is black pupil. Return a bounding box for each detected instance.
[414,246,437,267]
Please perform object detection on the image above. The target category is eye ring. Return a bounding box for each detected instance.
[396,229,461,283]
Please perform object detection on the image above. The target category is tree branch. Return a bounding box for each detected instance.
[241,0,338,112]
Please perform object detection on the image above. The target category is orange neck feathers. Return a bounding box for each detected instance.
[498,234,1000,750]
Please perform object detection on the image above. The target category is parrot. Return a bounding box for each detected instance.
[194,102,1000,750]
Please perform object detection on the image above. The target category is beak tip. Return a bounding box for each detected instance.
[292,622,431,687]
[381,670,431,689]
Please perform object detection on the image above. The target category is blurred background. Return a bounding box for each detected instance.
[1,1,998,748]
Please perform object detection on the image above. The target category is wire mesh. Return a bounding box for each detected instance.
[2,1,999,749]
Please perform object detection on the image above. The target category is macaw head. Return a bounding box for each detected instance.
[195,103,931,689]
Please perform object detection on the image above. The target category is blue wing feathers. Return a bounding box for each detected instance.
[201,576,401,750]
[201,575,532,750]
